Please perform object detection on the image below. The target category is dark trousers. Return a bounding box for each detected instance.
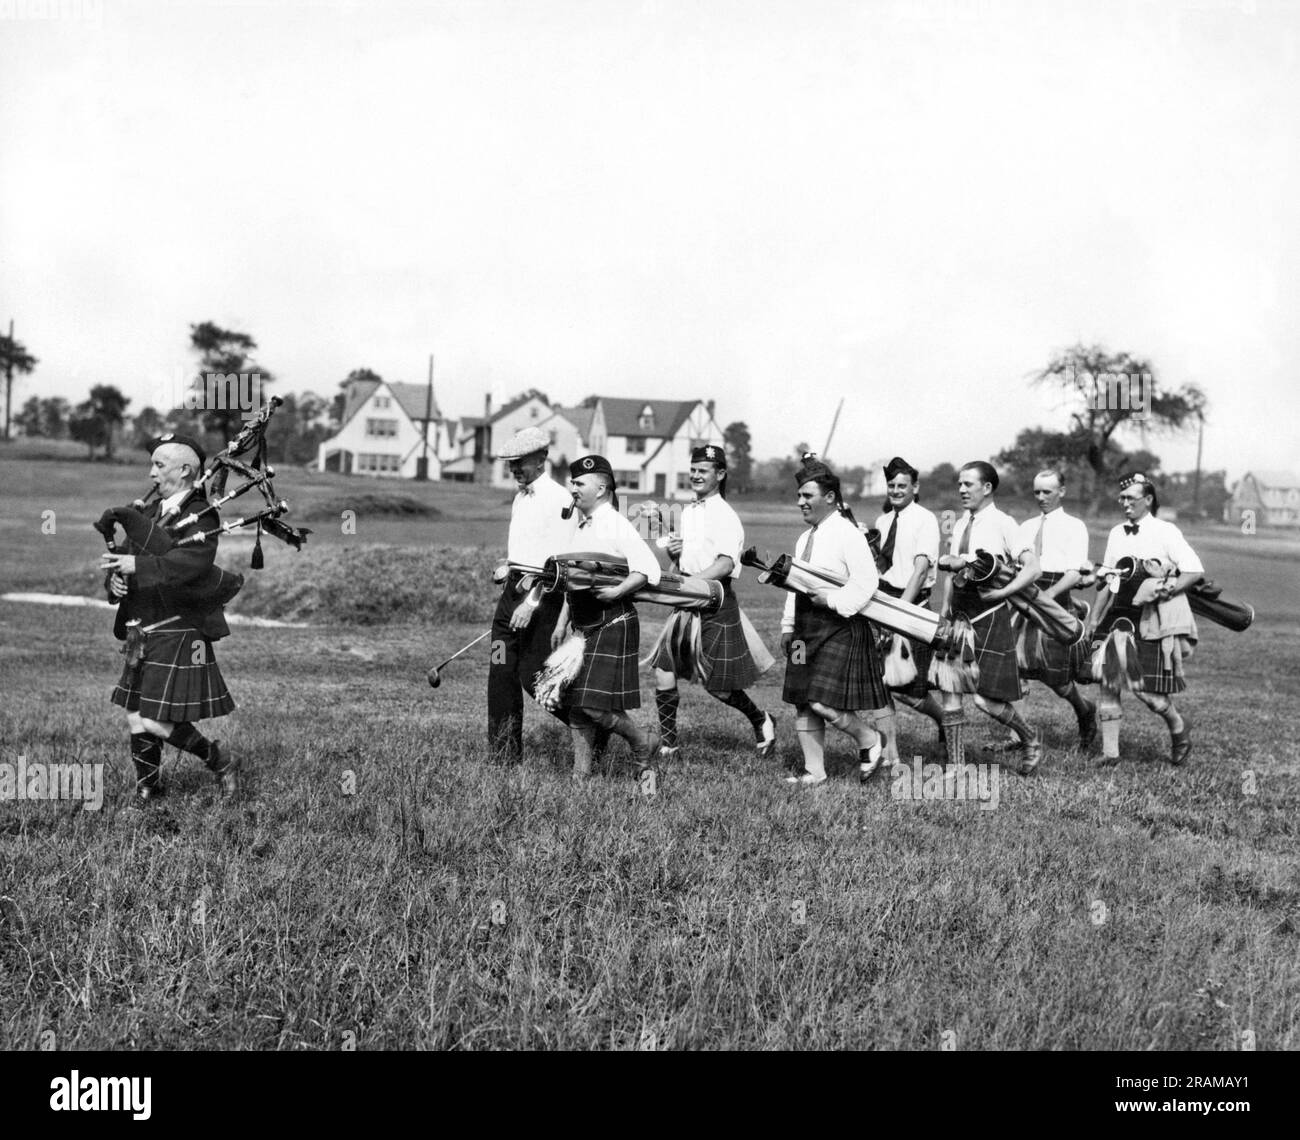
[487,578,569,761]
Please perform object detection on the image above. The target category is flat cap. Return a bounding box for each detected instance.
[497,426,551,460]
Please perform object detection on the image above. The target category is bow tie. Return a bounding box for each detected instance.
[1123,523,1140,535]
[518,485,534,497]
[688,498,706,508]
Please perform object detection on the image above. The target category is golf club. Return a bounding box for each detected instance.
[426,630,492,688]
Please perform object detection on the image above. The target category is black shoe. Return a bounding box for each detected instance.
[1170,722,1192,767]
[207,740,241,796]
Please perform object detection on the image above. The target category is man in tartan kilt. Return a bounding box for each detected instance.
[648,444,777,761]
[936,461,1042,774]
[871,456,945,762]
[99,435,239,801]
[1085,473,1203,766]
[780,456,887,787]
[558,455,663,780]
[1011,469,1098,748]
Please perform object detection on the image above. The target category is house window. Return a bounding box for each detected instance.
[366,418,398,437]
[530,406,539,420]
[615,470,641,491]
[638,404,655,430]
[373,396,391,409]
[676,473,691,491]
[358,453,402,475]
[626,437,646,454]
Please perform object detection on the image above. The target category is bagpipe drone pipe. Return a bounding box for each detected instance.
[1080,556,1254,634]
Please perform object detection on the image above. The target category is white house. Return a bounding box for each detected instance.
[437,390,586,487]
[1227,470,1300,527]
[577,397,725,500]
[317,378,441,478]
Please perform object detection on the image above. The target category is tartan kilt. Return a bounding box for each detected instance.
[111,627,235,721]
[648,588,760,692]
[1085,603,1187,695]
[563,596,641,712]
[783,596,891,711]
[878,582,934,699]
[951,586,1023,703]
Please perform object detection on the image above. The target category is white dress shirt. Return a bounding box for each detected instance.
[1101,515,1204,575]
[781,511,879,633]
[1015,507,1089,575]
[872,501,940,591]
[574,501,662,584]
[679,493,743,579]
[949,503,1029,562]
[507,474,581,567]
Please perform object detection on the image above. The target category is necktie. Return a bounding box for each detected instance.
[1034,517,1045,557]
[519,485,534,497]
[1123,523,1139,536]
[801,526,816,562]
[880,511,898,571]
[957,514,972,556]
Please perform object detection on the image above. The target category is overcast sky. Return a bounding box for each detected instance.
[2,0,1297,482]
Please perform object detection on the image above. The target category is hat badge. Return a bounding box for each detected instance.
[160,432,174,441]
[583,458,594,470]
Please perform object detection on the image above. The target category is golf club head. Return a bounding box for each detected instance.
[426,667,441,689]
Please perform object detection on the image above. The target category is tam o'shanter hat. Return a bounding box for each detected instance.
[569,454,618,507]
[794,451,835,487]
[691,443,726,467]
[497,426,551,460]
[883,456,918,481]
[147,432,206,471]
[1119,472,1154,491]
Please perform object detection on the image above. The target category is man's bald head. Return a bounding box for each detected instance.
[150,442,202,497]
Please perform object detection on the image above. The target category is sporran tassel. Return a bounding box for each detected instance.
[251,522,264,569]
[534,633,587,711]
[929,615,979,694]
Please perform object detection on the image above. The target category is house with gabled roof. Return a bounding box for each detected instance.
[1226,470,1300,527]
[574,397,725,500]
[316,377,442,478]
[437,389,585,487]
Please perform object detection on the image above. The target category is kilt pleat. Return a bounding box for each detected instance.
[951,586,1023,703]
[649,589,761,692]
[564,597,642,712]
[783,596,891,710]
[1087,603,1187,694]
[111,627,235,721]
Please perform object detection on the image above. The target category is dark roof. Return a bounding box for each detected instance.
[552,405,595,442]
[597,397,700,440]
[340,379,441,428]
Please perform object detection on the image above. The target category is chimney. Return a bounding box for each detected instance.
[706,399,715,419]
[484,392,493,420]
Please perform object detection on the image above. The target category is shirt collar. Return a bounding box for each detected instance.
[161,487,192,515]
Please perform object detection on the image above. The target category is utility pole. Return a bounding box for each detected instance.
[4,319,12,443]
[418,353,434,481]
[822,397,844,461]
[1192,411,1204,516]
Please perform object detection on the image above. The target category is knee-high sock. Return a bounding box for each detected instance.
[168,721,211,760]
[1099,693,1123,759]
[1137,691,1183,734]
[655,688,680,748]
[895,691,946,727]
[710,689,766,733]
[569,710,598,779]
[940,694,965,767]
[1050,681,1093,721]
[794,710,827,780]
[130,731,163,788]
[976,697,1035,743]
[869,707,899,766]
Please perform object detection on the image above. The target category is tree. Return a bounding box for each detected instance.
[1032,343,1206,514]
[189,321,275,441]
[332,368,383,428]
[723,421,753,493]
[0,328,38,442]
[133,406,167,448]
[15,396,41,437]
[40,397,70,438]
[69,385,130,460]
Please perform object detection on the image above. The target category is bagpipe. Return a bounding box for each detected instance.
[508,553,724,614]
[1080,556,1254,633]
[94,396,310,617]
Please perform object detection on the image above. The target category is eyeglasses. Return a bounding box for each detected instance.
[1116,495,1145,504]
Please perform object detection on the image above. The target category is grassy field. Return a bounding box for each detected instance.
[1,455,1298,1049]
